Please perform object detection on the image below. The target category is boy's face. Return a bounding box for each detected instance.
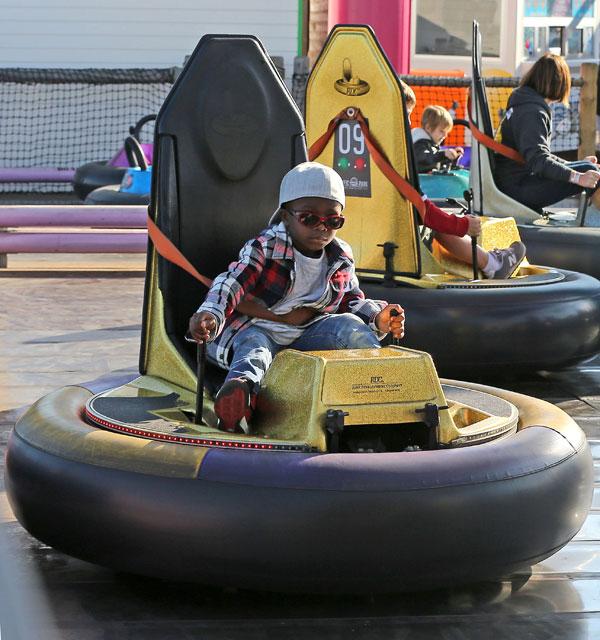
[281,196,343,257]
[425,123,452,145]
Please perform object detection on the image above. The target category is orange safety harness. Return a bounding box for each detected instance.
[308,106,426,218]
[147,215,282,323]
[146,215,213,287]
[467,93,526,165]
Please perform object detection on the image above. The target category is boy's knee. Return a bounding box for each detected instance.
[334,314,380,349]
[347,326,380,349]
[233,329,271,352]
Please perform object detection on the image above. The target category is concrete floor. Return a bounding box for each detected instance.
[2,271,600,639]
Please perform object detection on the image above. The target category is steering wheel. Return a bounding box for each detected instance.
[450,155,463,170]
[448,117,470,169]
[436,154,462,173]
[124,136,150,170]
[441,149,465,171]
[129,114,157,142]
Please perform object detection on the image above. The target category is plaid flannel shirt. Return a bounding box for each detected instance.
[198,222,386,368]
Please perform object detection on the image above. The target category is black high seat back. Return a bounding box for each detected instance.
[141,35,307,384]
[470,21,541,223]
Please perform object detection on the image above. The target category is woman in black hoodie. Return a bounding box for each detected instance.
[493,53,600,212]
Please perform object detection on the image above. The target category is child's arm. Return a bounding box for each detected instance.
[421,198,476,236]
[331,245,404,340]
[195,238,267,338]
[237,300,319,325]
[333,240,388,332]
[189,311,217,342]
[194,237,322,337]
[339,280,402,341]
[443,147,463,162]
[189,303,318,341]
[414,139,447,172]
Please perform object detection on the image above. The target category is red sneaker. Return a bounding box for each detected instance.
[214,378,255,434]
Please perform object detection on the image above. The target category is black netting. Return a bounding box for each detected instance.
[1,67,587,194]
[292,56,310,116]
[0,67,176,192]
[0,67,178,84]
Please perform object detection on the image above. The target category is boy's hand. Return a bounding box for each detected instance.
[443,148,462,161]
[466,215,481,237]
[278,307,320,326]
[375,304,405,339]
[189,311,217,342]
[584,155,598,164]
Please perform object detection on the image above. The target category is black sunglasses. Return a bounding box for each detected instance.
[285,209,345,230]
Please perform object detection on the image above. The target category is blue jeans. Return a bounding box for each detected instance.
[209,313,380,392]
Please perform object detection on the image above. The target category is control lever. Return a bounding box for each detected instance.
[185,333,206,425]
[464,189,479,280]
[390,308,401,347]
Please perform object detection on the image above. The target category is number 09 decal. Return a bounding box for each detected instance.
[337,122,365,155]
[333,120,371,198]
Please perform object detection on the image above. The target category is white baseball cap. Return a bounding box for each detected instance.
[269,162,345,225]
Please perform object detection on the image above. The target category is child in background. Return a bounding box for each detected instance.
[400,81,525,279]
[189,162,405,435]
[412,105,464,173]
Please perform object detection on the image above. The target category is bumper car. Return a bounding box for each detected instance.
[469,21,600,280]
[418,165,470,201]
[72,114,154,203]
[305,25,600,376]
[84,136,152,205]
[4,33,594,595]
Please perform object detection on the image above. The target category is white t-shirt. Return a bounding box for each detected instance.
[252,247,329,345]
